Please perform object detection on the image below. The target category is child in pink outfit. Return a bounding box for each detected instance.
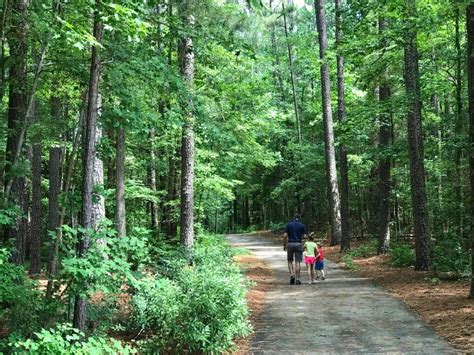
[303,234,317,284]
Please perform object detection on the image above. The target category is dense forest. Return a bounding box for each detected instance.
[0,0,473,353]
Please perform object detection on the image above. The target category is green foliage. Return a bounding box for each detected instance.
[131,278,182,349]
[60,220,146,297]
[349,239,378,258]
[0,205,22,227]
[131,234,251,353]
[342,254,358,271]
[10,323,136,354]
[0,249,60,343]
[389,244,415,267]
[432,233,471,277]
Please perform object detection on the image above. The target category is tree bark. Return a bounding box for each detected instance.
[0,0,9,102]
[29,143,42,275]
[315,0,342,245]
[335,0,350,251]
[115,126,126,238]
[282,1,302,144]
[178,5,195,258]
[91,107,105,228]
[148,129,159,230]
[270,1,285,101]
[377,16,392,254]
[73,0,103,331]
[5,0,28,262]
[45,147,62,297]
[455,8,464,236]
[404,0,430,270]
[465,3,474,298]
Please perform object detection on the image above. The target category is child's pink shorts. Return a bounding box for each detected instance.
[305,256,316,265]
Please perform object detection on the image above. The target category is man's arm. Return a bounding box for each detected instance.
[283,232,288,251]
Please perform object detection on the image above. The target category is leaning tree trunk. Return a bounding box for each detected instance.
[178,4,195,259]
[377,16,392,255]
[29,143,42,275]
[315,0,342,245]
[335,0,350,251]
[466,3,474,299]
[404,0,430,270]
[115,126,126,238]
[73,0,103,331]
[5,0,28,262]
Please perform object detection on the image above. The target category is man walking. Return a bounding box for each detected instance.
[283,214,307,285]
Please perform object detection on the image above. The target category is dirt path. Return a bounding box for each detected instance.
[227,234,457,354]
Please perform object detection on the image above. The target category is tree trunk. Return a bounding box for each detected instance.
[465,3,474,298]
[106,129,115,190]
[5,0,28,261]
[115,126,126,238]
[91,108,105,228]
[178,7,195,258]
[282,1,302,144]
[335,0,350,251]
[0,0,9,102]
[29,143,42,275]
[148,129,159,230]
[455,8,464,236]
[46,147,62,297]
[163,150,178,237]
[73,0,103,331]
[404,0,430,270]
[270,2,285,101]
[377,16,392,254]
[315,0,342,245]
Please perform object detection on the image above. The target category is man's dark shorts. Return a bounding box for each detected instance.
[287,242,303,262]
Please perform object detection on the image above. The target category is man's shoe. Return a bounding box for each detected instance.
[322,277,326,280]
[290,276,295,285]
[295,279,301,285]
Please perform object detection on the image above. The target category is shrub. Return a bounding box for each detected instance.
[432,232,470,276]
[0,249,61,345]
[10,323,135,354]
[390,244,415,267]
[178,263,251,353]
[342,255,358,270]
[130,277,182,349]
[349,239,378,258]
[60,221,140,298]
[131,234,251,353]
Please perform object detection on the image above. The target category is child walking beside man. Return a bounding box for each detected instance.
[303,234,326,284]
[303,234,317,284]
[314,242,325,280]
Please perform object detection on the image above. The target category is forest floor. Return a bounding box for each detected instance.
[227,232,459,354]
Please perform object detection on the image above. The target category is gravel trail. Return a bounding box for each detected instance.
[227,233,457,354]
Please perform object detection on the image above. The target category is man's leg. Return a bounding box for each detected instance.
[294,244,303,284]
[288,261,295,284]
[288,261,295,276]
[287,245,295,284]
[295,261,301,282]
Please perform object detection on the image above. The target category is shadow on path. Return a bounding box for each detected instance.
[227,234,457,354]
